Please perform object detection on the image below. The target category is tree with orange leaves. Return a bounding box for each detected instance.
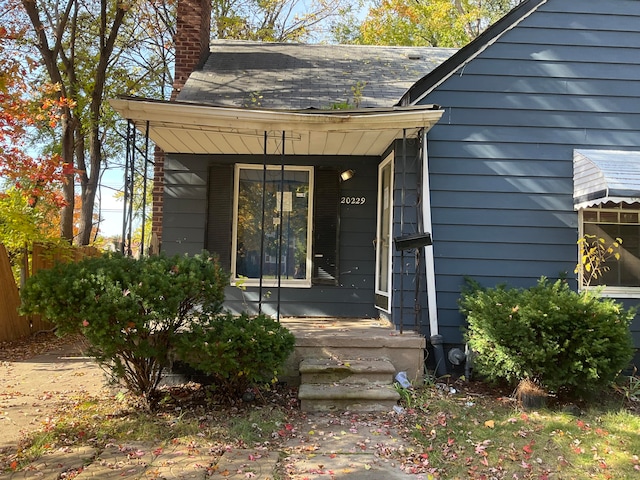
[0,23,73,252]
[0,25,72,207]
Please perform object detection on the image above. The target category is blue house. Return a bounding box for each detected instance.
[112,0,640,374]
[400,0,640,357]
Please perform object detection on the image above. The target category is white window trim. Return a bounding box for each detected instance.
[231,163,314,288]
[375,153,394,312]
[578,206,640,298]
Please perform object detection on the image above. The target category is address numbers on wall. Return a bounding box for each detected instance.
[341,196,366,205]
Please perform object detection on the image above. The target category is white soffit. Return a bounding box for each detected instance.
[573,149,640,209]
[109,98,444,156]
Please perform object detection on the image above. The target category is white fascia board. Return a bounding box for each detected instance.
[109,98,444,134]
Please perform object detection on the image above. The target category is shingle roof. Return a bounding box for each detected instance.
[177,40,457,109]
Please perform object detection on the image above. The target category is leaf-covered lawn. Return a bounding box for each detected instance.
[1,334,638,479]
[397,382,640,479]
[2,379,638,478]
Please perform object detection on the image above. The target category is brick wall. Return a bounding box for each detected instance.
[151,0,211,250]
[171,0,212,100]
[150,145,165,254]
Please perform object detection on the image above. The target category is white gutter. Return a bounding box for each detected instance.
[422,129,439,337]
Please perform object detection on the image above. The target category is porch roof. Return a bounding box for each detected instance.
[109,96,444,156]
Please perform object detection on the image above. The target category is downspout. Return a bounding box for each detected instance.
[421,129,447,376]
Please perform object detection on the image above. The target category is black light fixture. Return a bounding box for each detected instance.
[340,169,355,181]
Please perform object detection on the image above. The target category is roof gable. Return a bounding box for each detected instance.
[402,0,547,105]
[177,40,456,109]
[404,0,640,106]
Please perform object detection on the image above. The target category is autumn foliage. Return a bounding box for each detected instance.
[357,0,515,47]
[0,25,78,254]
[0,26,74,211]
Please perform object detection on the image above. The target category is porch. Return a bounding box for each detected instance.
[279,317,426,411]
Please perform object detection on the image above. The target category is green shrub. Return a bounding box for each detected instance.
[460,277,635,398]
[20,251,228,408]
[174,312,296,399]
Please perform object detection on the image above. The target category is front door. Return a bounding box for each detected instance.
[375,153,394,312]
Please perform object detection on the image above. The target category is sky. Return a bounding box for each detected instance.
[97,171,125,238]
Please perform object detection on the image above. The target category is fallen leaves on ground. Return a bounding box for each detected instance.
[0,332,85,362]
[2,334,639,480]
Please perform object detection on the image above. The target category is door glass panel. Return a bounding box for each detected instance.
[235,167,310,282]
[376,156,393,310]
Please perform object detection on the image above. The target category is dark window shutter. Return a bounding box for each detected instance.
[313,167,339,285]
[206,164,233,270]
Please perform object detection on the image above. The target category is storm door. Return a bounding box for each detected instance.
[375,153,394,311]
[231,164,313,288]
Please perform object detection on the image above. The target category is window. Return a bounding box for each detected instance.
[579,202,640,295]
[231,164,313,287]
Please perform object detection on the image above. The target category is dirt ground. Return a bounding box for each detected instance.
[0,333,109,449]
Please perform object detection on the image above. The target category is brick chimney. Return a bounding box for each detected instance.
[151,0,211,252]
[171,0,212,100]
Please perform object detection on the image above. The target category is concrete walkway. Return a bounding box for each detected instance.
[4,423,418,479]
[0,340,107,449]
[281,411,420,479]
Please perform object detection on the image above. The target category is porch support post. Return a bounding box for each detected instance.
[421,129,439,337]
[398,129,407,334]
[121,121,131,254]
[128,125,136,256]
[122,122,135,257]
[258,131,268,314]
[276,131,285,322]
[140,121,150,257]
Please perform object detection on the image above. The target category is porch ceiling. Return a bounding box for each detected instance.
[110,97,444,156]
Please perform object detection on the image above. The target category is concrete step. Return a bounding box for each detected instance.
[299,358,395,385]
[298,383,400,412]
[279,319,426,387]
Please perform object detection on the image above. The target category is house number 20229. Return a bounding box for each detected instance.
[341,196,366,205]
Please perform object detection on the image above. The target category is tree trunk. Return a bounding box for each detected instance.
[22,0,129,246]
[77,182,97,245]
[74,0,127,245]
[77,132,100,246]
[59,108,75,242]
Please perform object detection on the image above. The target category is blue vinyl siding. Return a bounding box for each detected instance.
[417,0,640,345]
[162,156,209,256]
[162,154,380,318]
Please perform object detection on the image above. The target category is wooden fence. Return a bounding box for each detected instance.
[0,244,30,341]
[0,243,101,342]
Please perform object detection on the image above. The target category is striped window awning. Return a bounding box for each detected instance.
[573,149,640,210]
